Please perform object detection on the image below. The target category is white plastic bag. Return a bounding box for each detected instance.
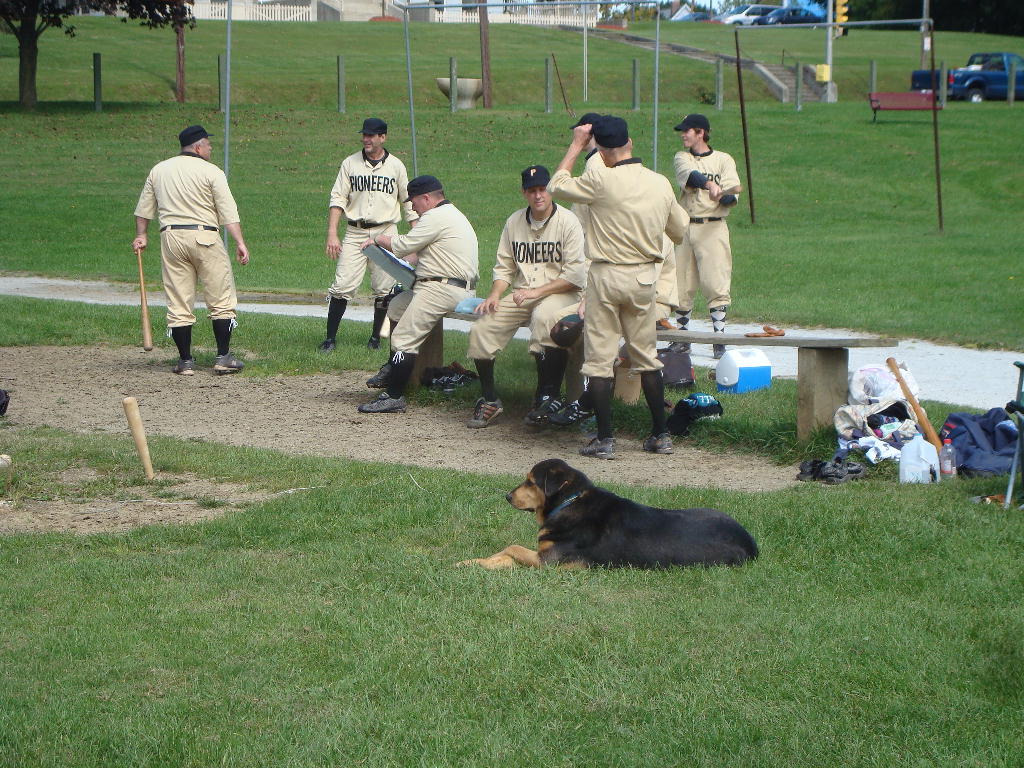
[899,435,939,483]
[848,363,920,405]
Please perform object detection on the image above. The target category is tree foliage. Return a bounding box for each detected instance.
[0,0,195,108]
[850,0,1024,36]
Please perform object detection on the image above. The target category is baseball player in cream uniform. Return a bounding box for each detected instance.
[672,113,741,359]
[322,117,417,352]
[132,124,250,376]
[465,165,586,429]
[549,116,688,460]
[357,175,479,414]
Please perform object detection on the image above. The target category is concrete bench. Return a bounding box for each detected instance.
[656,330,899,439]
[868,91,941,122]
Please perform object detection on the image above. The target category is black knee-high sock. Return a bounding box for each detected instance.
[170,325,193,361]
[385,351,417,399]
[371,307,388,340]
[531,352,544,403]
[589,376,615,440]
[474,358,497,402]
[325,297,348,341]
[538,346,569,400]
[640,370,668,435]
[211,319,232,356]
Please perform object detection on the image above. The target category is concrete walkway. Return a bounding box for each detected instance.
[2,275,1020,410]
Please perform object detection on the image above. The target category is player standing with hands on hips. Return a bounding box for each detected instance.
[321,117,417,352]
[357,175,479,414]
[672,113,741,359]
[548,116,689,459]
[132,125,250,376]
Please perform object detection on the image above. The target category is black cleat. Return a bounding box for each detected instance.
[318,338,336,353]
[367,336,381,350]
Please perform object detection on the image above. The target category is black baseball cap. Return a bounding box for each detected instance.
[674,113,711,132]
[405,174,443,201]
[592,115,629,149]
[570,112,602,129]
[521,165,551,189]
[178,125,211,147]
[359,117,388,135]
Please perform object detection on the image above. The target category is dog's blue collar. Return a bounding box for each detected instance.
[548,492,582,518]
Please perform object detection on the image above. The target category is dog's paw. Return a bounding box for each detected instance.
[454,558,484,567]
[455,555,516,570]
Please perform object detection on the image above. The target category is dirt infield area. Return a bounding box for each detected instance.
[0,346,797,532]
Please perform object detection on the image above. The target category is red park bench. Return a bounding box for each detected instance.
[868,91,942,122]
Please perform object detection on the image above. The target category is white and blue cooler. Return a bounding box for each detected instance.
[716,349,772,394]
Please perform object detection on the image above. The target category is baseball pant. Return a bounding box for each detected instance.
[655,238,678,320]
[675,219,732,312]
[328,222,400,300]
[387,279,470,355]
[581,261,662,379]
[467,291,581,359]
[161,228,237,327]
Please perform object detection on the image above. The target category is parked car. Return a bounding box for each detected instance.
[715,4,780,25]
[671,10,712,22]
[911,52,1024,102]
[752,6,824,25]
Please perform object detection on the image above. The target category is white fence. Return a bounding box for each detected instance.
[435,4,597,26]
[192,0,316,21]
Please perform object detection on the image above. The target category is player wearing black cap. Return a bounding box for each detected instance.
[133,125,250,375]
[672,113,741,359]
[548,115,688,459]
[321,117,417,353]
[357,175,479,413]
[464,165,586,428]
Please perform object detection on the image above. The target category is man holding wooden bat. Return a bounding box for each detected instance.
[132,125,250,376]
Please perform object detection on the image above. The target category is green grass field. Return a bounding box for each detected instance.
[2,19,1024,767]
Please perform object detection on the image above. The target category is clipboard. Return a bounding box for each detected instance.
[362,243,416,287]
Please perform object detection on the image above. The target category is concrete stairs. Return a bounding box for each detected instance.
[580,27,827,103]
[341,0,403,21]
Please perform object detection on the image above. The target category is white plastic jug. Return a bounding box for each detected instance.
[899,434,940,484]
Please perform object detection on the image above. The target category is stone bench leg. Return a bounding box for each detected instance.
[797,347,849,440]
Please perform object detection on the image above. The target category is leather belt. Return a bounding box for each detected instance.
[690,217,723,224]
[347,219,385,229]
[160,224,218,232]
[415,276,475,290]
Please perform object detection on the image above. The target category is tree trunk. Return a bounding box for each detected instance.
[18,29,39,109]
[175,23,186,103]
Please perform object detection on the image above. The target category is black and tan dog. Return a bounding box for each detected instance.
[458,458,759,569]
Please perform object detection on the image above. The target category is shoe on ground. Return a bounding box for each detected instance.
[213,352,244,375]
[466,398,503,429]
[318,338,336,353]
[797,459,826,481]
[817,460,849,484]
[548,399,594,427]
[172,358,195,376]
[642,432,674,454]
[367,336,381,350]
[523,395,563,426]
[358,392,408,413]
[579,437,616,460]
[713,344,727,359]
[366,363,393,388]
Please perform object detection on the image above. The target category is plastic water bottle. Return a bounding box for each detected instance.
[939,438,957,480]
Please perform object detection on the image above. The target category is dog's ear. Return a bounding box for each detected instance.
[537,459,576,500]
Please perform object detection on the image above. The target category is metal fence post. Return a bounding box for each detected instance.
[545,57,552,113]
[337,55,345,113]
[93,53,101,112]
[631,58,639,110]
[794,60,802,111]
[715,58,724,110]
[218,54,226,113]
[449,56,457,113]
[1009,59,1017,107]
[869,59,877,93]
[939,60,947,105]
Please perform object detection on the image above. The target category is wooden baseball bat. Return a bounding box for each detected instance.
[122,397,155,481]
[135,247,154,351]
[550,53,576,119]
[886,357,942,453]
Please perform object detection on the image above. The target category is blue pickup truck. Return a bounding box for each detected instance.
[911,52,1024,102]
